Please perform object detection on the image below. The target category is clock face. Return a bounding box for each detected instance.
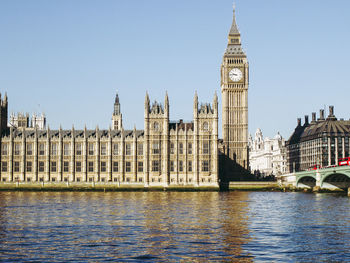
[229,68,243,82]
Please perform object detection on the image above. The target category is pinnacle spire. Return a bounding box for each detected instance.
[113,92,121,115]
[229,3,240,36]
[225,3,245,56]
[145,91,150,105]
[194,91,198,107]
[165,91,169,105]
[115,92,119,104]
[213,91,218,104]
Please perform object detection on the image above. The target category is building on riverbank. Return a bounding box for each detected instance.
[0,6,250,186]
[0,92,219,186]
[286,106,350,172]
[248,129,287,176]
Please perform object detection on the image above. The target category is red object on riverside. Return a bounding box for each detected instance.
[339,157,350,166]
[309,164,320,170]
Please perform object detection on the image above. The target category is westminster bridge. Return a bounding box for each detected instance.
[279,166,350,190]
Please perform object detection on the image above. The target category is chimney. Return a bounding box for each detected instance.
[297,118,301,127]
[327,105,337,120]
[304,115,309,125]
[318,109,325,121]
[311,112,316,123]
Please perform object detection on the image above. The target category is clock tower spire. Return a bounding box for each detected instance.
[229,5,240,35]
[221,5,249,171]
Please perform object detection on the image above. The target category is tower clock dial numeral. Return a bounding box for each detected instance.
[229,68,243,82]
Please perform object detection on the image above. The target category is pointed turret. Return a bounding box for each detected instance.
[71,125,75,138]
[0,92,8,134]
[112,92,123,131]
[3,92,7,106]
[193,91,198,118]
[84,124,87,138]
[229,5,240,36]
[145,92,150,108]
[113,92,120,115]
[47,125,50,138]
[213,92,218,115]
[164,91,169,117]
[115,92,119,104]
[144,92,150,117]
[165,91,169,108]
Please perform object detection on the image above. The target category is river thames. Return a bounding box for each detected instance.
[0,191,349,262]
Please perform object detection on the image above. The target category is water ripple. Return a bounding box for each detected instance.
[0,192,349,261]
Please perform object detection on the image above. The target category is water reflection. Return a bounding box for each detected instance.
[0,192,253,262]
[0,192,350,261]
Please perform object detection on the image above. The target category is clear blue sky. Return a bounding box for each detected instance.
[1,0,349,139]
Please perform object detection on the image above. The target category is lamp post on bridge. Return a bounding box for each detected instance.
[315,157,321,190]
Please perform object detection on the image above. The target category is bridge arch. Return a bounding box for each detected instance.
[321,172,350,190]
[296,175,316,189]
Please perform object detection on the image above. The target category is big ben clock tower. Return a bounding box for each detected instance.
[221,6,249,170]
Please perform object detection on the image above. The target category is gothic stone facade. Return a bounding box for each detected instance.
[0,92,219,186]
[9,112,46,130]
[0,7,248,186]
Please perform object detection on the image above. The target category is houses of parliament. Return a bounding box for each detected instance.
[0,7,249,187]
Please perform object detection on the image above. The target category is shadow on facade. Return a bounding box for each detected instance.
[219,154,252,191]
[287,118,305,173]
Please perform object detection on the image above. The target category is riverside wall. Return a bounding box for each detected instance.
[0,181,280,191]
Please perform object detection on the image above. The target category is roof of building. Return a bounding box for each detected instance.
[225,45,245,56]
[225,7,246,56]
[301,119,350,141]
[3,128,145,140]
[3,118,200,139]
[287,108,350,145]
[169,120,193,131]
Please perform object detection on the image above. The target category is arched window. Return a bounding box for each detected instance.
[153,122,159,131]
[203,122,209,131]
[179,143,183,154]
